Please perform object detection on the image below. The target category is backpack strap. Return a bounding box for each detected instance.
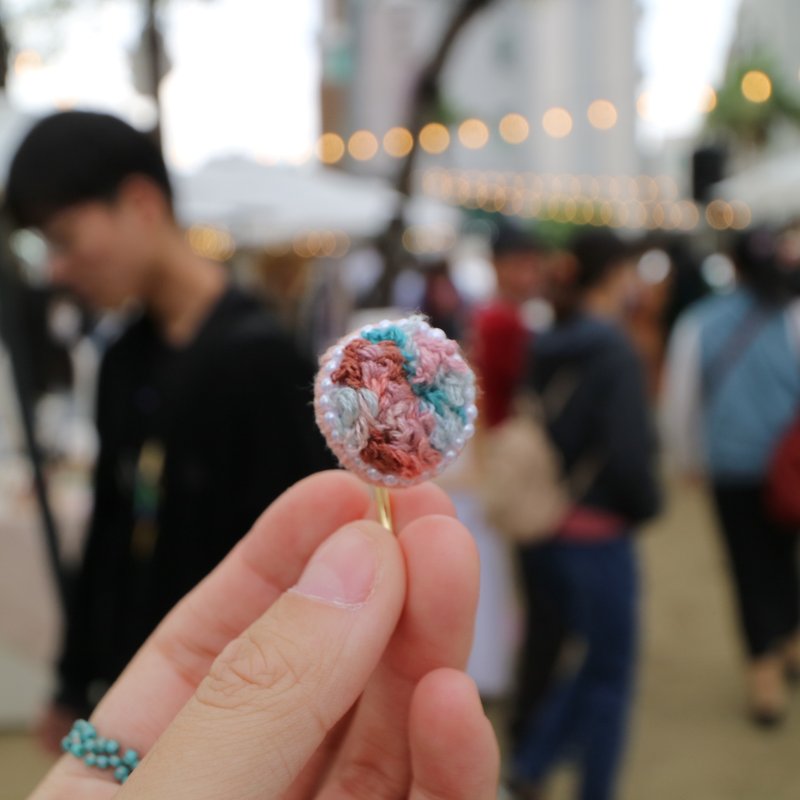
[703,305,771,401]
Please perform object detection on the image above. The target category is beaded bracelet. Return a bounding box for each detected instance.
[61,719,140,784]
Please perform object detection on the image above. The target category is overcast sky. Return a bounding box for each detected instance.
[6,0,741,170]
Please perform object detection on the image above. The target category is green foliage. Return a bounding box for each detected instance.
[707,56,800,147]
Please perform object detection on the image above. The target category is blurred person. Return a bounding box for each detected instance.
[421,259,464,341]
[5,111,333,751]
[511,230,661,800]
[27,473,500,800]
[625,246,673,398]
[467,224,551,708]
[471,224,544,427]
[663,227,800,726]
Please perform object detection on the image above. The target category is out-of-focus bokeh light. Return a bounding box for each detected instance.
[587,99,618,130]
[636,91,654,121]
[705,199,735,230]
[678,200,701,230]
[187,225,236,261]
[348,130,379,161]
[458,118,490,149]
[14,49,43,75]
[702,252,736,290]
[419,122,451,155]
[699,84,718,113]
[741,70,772,103]
[401,223,457,255]
[542,107,573,138]
[383,127,414,158]
[637,175,659,202]
[730,200,752,230]
[639,249,672,284]
[316,133,345,165]
[499,113,530,144]
[657,175,679,201]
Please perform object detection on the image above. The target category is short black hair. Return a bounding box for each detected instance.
[491,222,545,258]
[570,229,633,291]
[4,111,172,229]
[731,226,795,304]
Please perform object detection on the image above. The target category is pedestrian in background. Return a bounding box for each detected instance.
[664,227,800,726]
[5,111,333,750]
[454,224,546,702]
[511,230,661,800]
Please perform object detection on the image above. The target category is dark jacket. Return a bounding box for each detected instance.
[528,313,661,526]
[57,286,334,711]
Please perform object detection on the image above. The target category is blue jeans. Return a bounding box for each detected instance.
[513,536,638,800]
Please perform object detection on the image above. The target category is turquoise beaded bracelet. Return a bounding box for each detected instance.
[61,719,140,784]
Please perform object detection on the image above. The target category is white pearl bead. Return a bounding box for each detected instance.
[321,377,333,390]
[384,474,397,486]
[319,393,331,408]
[466,404,478,421]
[464,423,475,439]
[324,412,337,424]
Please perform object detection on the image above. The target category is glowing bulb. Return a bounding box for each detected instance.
[636,91,654,121]
[14,49,43,74]
[587,99,618,130]
[383,127,414,158]
[419,123,450,155]
[316,133,345,165]
[730,200,752,230]
[700,85,717,113]
[458,118,490,149]
[705,199,734,230]
[741,70,772,103]
[542,107,573,138]
[187,225,235,262]
[348,130,379,161]
[499,113,530,144]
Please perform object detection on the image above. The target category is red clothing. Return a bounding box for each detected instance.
[471,301,528,427]
[557,506,627,543]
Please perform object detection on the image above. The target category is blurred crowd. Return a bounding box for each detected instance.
[5,111,800,800]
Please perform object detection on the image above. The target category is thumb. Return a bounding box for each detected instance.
[118,521,405,800]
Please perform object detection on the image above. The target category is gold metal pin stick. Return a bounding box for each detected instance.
[374,486,394,533]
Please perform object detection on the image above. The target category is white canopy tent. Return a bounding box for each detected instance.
[175,156,460,248]
[713,150,800,223]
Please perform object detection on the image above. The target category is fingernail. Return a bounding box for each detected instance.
[291,526,378,607]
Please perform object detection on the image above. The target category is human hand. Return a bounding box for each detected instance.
[30,471,499,799]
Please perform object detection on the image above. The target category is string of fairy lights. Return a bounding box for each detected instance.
[189,69,783,260]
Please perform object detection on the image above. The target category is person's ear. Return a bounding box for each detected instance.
[117,175,171,226]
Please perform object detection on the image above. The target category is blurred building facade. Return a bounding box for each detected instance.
[320,0,641,179]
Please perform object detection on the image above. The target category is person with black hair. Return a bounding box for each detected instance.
[5,111,334,750]
[511,230,660,800]
[664,226,800,726]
